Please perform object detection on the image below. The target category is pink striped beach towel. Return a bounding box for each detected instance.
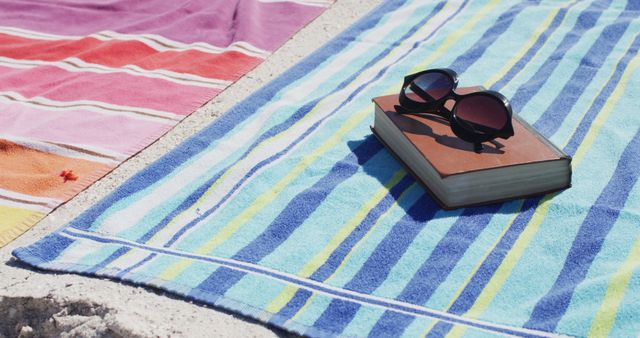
[0,0,332,247]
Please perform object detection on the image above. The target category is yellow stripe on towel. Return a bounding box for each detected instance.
[265,170,407,314]
[588,235,640,338]
[447,195,552,337]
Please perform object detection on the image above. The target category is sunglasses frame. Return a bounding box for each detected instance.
[395,68,514,153]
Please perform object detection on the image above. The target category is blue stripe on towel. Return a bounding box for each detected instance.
[491,0,581,91]
[508,0,612,112]
[532,0,640,137]
[311,193,439,334]
[449,0,541,75]
[271,174,415,325]
[564,31,640,155]
[192,136,382,296]
[367,205,502,337]
[425,197,542,336]
[13,233,74,266]
[525,129,640,331]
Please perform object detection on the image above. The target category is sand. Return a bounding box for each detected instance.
[0,1,382,337]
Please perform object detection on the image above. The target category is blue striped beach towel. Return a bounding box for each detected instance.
[14,0,640,336]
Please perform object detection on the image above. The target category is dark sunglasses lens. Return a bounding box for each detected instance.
[455,95,509,134]
[407,72,453,102]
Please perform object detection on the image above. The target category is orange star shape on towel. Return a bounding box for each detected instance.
[60,170,79,183]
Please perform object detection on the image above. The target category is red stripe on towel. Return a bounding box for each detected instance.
[0,33,262,81]
[0,65,218,115]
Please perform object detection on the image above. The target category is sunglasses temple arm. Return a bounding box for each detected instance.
[394,103,451,119]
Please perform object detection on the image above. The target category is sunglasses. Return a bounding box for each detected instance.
[395,68,514,153]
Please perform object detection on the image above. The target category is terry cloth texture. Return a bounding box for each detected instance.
[0,0,330,247]
[14,0,640,336]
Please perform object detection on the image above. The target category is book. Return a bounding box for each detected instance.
[371,87,572,209]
